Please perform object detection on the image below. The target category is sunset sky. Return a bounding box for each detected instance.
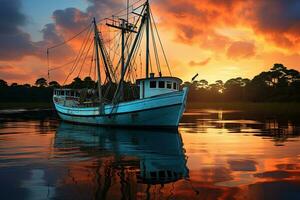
[1,0,300,85]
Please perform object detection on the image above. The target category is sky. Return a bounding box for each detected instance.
[0,0,300,85]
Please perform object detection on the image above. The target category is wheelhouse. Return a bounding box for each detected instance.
[137,76,182,99]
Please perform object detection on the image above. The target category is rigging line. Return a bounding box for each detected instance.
[122,12,145,71]
[110,3,145,79]
[95,0,145,24]
[110,33,122,62]
[48,59,77,71]
[77,38,94,78]
[47,0,144,52]
[47,23,92,50]
[63,25,93,85]
[111,3,147,105]
[149,15,162,76]
[47,49,50,81]
[149,7,172,76]
[149,51,153,73]
[48,52,95,72]
[89,44,95,77]
[139,50,143,77]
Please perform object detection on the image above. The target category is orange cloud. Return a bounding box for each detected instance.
[227,41,256,59]
[189,58,211,67]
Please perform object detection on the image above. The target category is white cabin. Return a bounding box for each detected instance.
[137,75,182,99]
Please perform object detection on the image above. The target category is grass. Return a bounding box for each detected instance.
[0,102,53,110]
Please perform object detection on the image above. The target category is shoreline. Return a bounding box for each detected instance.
[0,102,53,110]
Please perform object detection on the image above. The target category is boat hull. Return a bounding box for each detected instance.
[54,87,188,127]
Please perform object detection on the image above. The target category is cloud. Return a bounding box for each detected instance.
[153,0,300,52]
[189,58,211,67]
[241,0,300,50]
[0,0,39,61]
[53,8,90,36]
[0,0,26,34]
[227,41,256,59]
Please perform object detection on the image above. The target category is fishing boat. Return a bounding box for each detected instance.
[51,0,189,127]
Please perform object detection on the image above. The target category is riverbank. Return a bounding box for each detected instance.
[0,102,53,110]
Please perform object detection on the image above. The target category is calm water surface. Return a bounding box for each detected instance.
[1,109,300,200]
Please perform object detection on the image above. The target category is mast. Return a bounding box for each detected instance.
[145,0,150,78]
[106,1,137,101]
[120,19,126,101]
[93,18,103,107]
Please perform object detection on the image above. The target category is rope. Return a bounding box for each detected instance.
[77,38,94,78]
[149,7,172,76]
[47,23,92,50]
[89,45,95,77]
[63,25,93,85]
[149,15,162,76]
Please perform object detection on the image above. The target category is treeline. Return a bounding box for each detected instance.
[0,63,300,103]
[184,64,300,102]
[0,77,137,103]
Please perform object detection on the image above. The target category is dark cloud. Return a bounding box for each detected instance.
[255,0,300,34]
[0,0,26,34]
[0,0,38,61]
[86,0,122,18]
[53,8,90,34]
[0,0,124,62]
[252,0,300,48]
[41,24,63,44]
[37,24,74,62]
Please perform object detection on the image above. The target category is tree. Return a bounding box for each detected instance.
[23,84,31,88]
[198,79,209,89]
[49,81,60,87]
[0,79,8,87]
[209,80,224,93]
[35,77,48,87]
[83,76,95,88]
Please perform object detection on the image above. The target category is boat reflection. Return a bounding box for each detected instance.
[54,122,189,187]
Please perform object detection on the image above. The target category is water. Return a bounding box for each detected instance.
[1,109,300,199]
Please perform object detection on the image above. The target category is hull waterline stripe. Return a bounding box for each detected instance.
[57,103,182,117]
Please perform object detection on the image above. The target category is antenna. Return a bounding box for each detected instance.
[127,0,129,22]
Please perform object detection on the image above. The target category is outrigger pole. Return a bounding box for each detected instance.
[93,18,103,110]
[145,0,150,78]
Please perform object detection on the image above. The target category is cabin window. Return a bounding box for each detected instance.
[71,91,74,96]
[173,82,177,90]
[150,81,156,88]
[158,81,165,88]
[150,172,157,179]
[166,81,172,89]
[61,91,65,96]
